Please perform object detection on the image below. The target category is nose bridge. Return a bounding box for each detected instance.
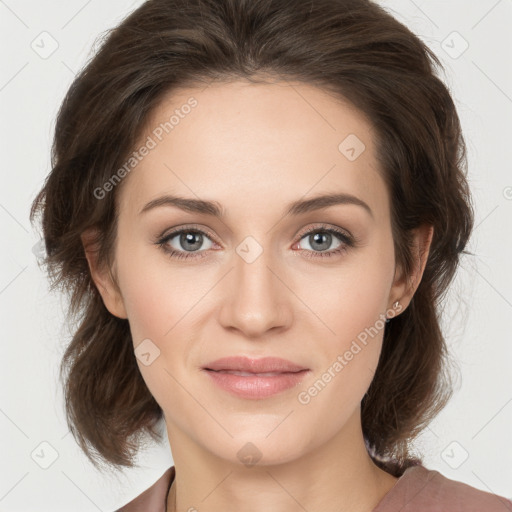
[219,236,291,337]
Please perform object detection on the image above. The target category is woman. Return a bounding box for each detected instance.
[30,0,512,511]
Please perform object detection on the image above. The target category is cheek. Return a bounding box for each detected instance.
[115,254,194,409]
[297,287,388,432]
[297,242,394,345]
[123,278,172,343]
[114,241,179,343]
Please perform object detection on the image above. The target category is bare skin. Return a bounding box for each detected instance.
[83,78,433,512]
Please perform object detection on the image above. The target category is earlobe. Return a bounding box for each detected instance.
[80,229,128,319]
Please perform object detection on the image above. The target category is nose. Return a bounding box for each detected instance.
[218,245,293,339]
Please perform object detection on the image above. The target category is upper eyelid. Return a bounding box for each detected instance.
[159,224,217,241]
[296,224,352,239]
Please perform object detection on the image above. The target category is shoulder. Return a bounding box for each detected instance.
[374,464,512,512]
[115,466,175,512]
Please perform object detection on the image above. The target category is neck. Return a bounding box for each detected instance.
[165,409,398,512]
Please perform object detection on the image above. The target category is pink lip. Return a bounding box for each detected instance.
[203,356,310,399]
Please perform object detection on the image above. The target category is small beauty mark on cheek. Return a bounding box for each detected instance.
[135,338,161,365]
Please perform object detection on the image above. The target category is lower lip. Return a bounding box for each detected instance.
[203,369,310,399]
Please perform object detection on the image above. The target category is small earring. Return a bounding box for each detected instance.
[385,301,401,323]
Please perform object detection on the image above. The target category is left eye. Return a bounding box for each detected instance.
[296,229,343,252]
[292,226,354,259]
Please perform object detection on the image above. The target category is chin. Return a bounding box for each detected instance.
[198,426,312,468]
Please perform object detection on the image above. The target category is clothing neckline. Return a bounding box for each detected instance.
[163,463,422,512]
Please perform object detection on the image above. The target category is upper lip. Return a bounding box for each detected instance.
[204,356,308,373]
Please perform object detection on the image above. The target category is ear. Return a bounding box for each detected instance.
[388,224,434,314]
[81,228,128,319]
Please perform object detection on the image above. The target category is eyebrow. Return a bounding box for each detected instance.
[139,192,373,219]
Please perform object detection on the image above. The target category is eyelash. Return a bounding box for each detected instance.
[155,223,356,261]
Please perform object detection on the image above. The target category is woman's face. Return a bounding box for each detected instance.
[88,79,427,466]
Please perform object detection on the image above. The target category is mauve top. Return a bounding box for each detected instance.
[116,464,512,512]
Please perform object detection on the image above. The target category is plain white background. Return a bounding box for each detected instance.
[1,0,511,510]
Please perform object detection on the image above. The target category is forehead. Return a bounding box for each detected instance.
[117,79,389,223]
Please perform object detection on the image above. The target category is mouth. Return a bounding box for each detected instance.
[202,356,310,399]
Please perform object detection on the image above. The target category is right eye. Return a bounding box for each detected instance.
[156,227,218,260]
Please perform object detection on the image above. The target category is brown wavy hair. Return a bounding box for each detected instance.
[30,0,474,476]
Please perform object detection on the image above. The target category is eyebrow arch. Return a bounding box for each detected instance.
[139,192,373,219]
